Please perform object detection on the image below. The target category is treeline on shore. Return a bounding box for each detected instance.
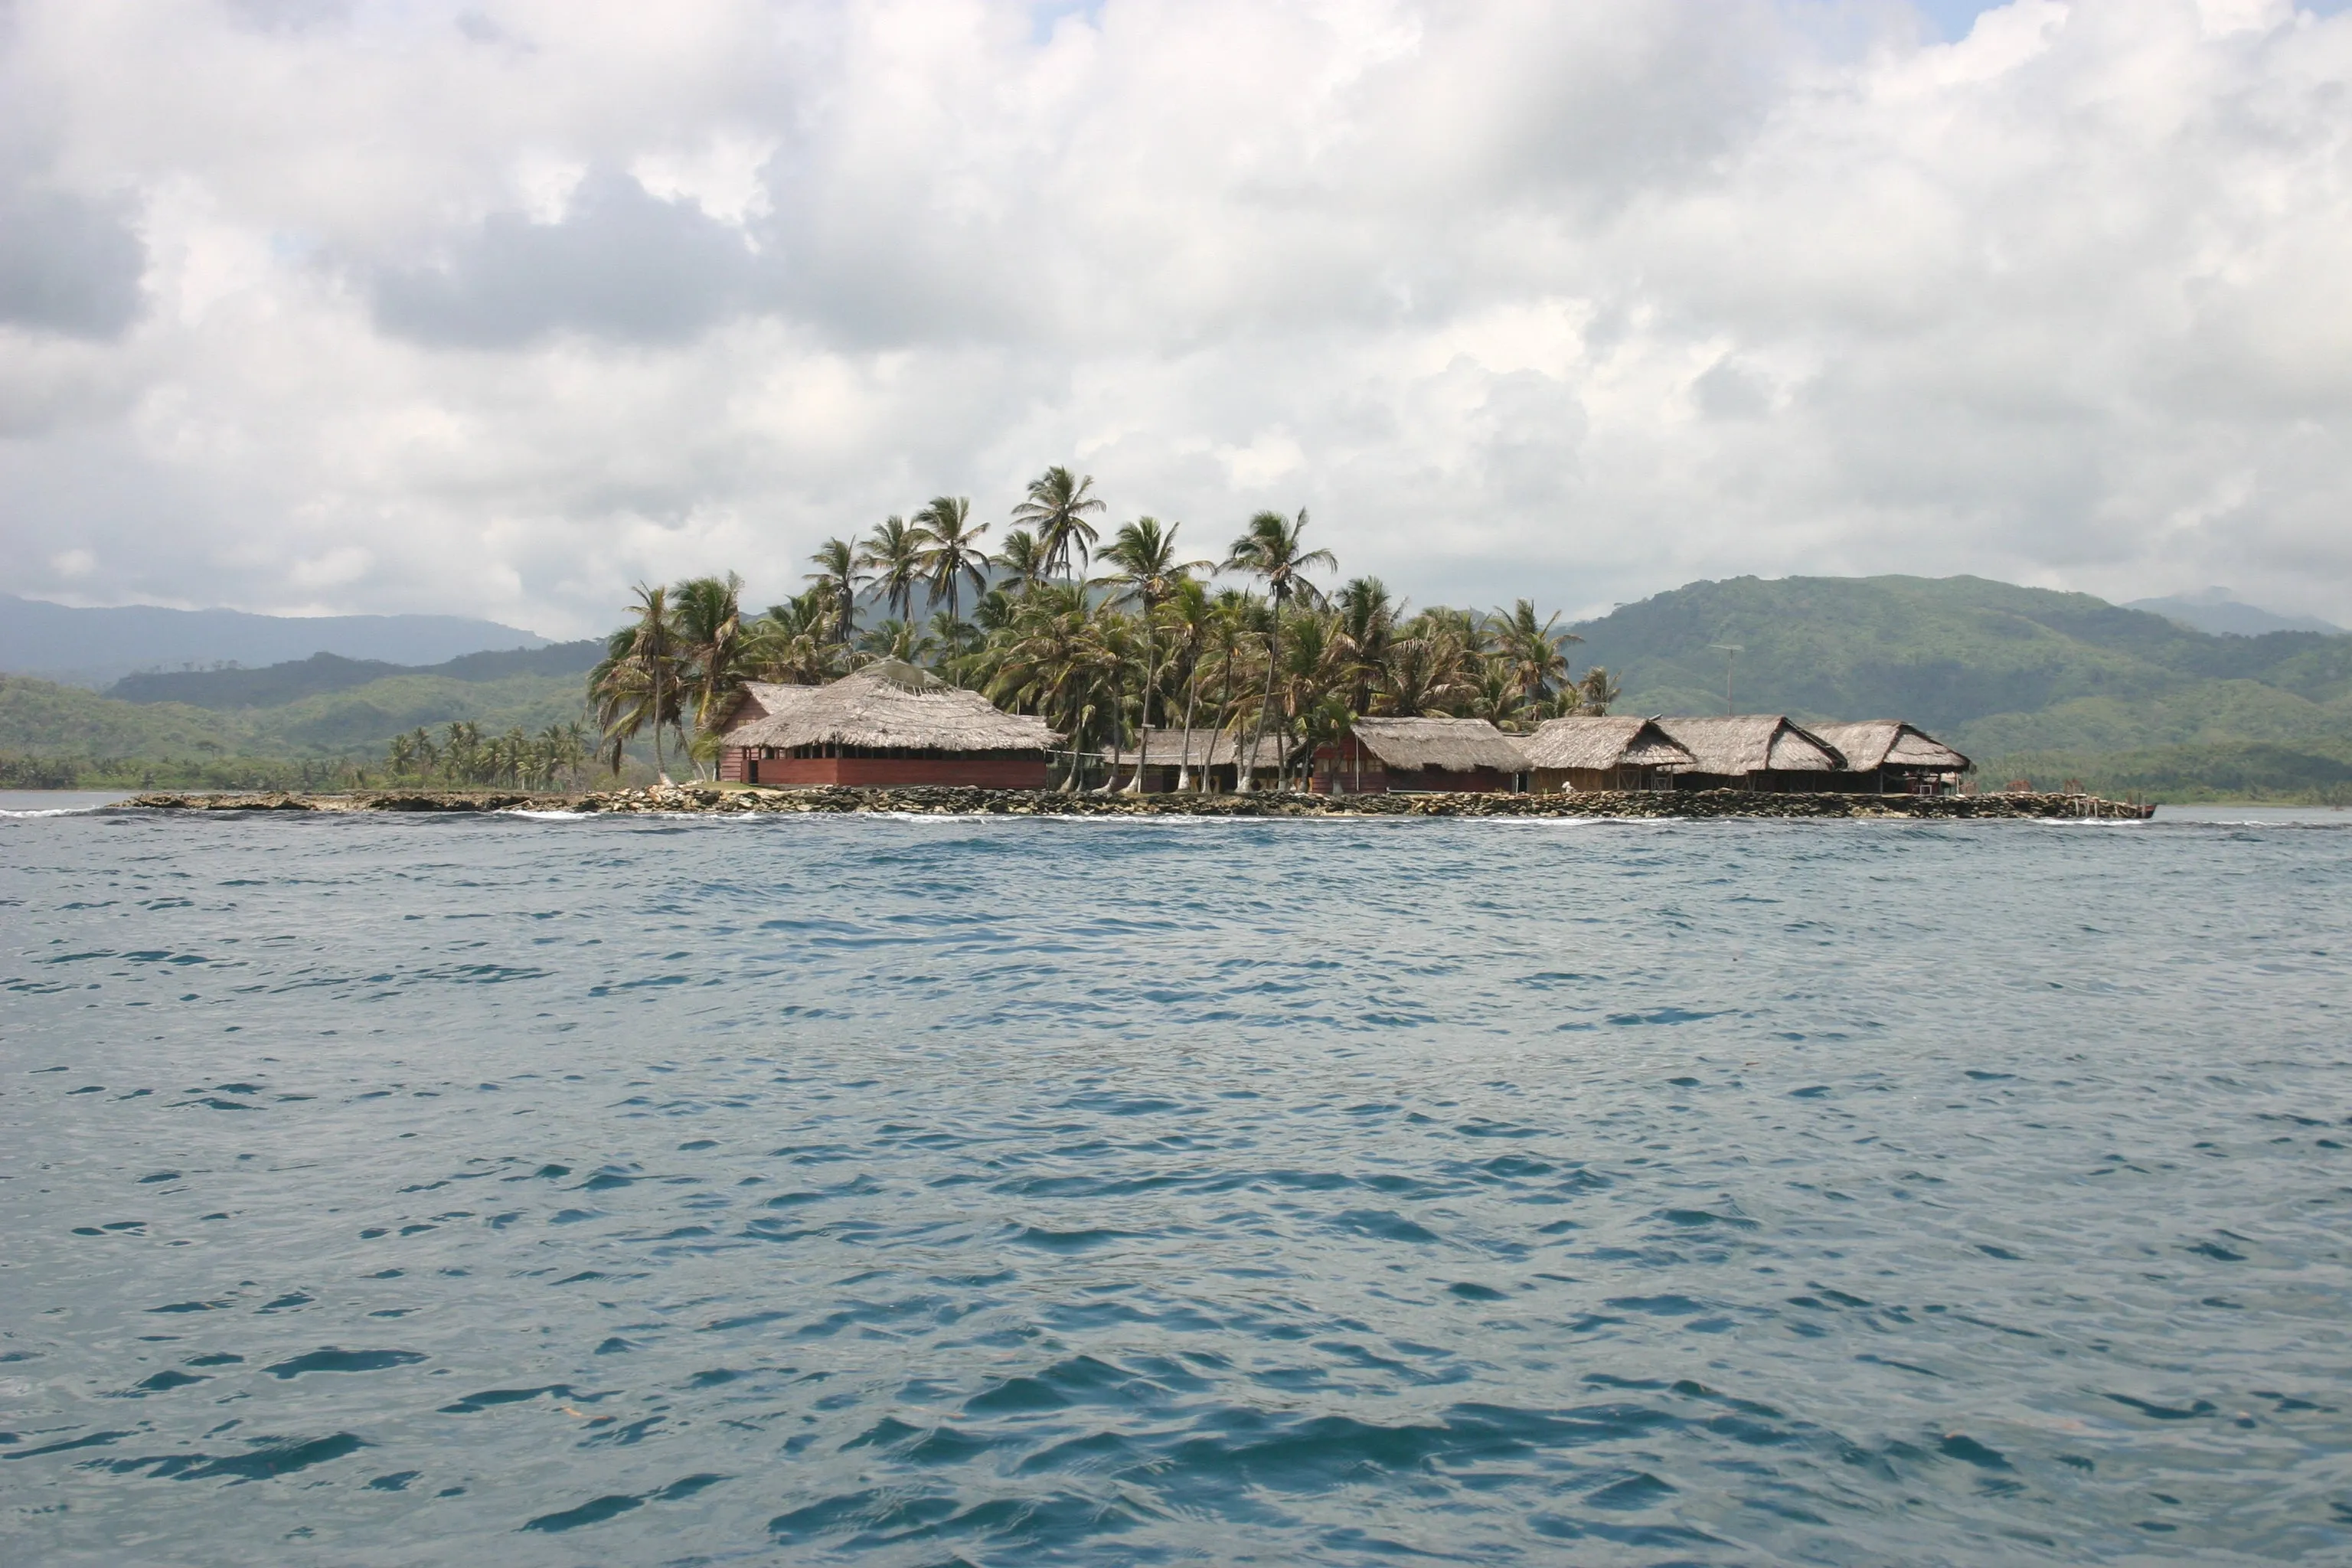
[574,468,1622,788]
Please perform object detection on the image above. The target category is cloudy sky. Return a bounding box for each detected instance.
[4,0,2351,635]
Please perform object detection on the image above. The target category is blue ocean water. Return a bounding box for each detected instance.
[2,805,2347,1566]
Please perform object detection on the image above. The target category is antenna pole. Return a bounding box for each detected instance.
[1707,643,1743,717]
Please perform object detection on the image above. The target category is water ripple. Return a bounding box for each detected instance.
[2,811,2348,1563]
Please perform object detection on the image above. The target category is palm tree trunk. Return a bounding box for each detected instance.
[1245,603,1279,792]
[1101,674,1124,795]
[1125,617,1153,794]
[652,661,669,783]
[1176,659,1199,792]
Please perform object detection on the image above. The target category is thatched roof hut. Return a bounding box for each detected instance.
[1349,717,1531,773]
[723,661,1058,753]
[1521,716,1696,774]
[1309,717,1527,793]
[718,661,1060,789]
[1130,727,1291,772]
[1808,720,1971,775]
[1651,716,1844,782]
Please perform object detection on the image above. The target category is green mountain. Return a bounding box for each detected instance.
[1570,575,2352,799]
[6,575,2348,799]
[104,641,603,709]
[0,665,598,788]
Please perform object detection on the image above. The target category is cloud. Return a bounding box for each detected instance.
[371,169,765,346]
[2,0,2351,635]
[0,185,145,338]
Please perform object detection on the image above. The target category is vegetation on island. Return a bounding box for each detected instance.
[5,503,2348,802]
[586,469,1622,789]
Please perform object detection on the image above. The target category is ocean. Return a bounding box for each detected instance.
[3,801,2347,1565]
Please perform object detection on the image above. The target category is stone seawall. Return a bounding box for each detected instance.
[122,786,2159,820]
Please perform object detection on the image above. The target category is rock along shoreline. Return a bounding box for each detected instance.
[119,785,2159,820]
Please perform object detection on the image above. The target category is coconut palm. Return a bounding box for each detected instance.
[1204,588,1260,784]
[1223,508,1335,789]
[991,528,1050,596]
[1011,466,1105,585]
[1275,609,1348,776]
[1334,577,1403,715]
[1156,576,1214,789]
[590,583,684,780]
[1577,665,1621,716]
[913,495,991,625]
[927,609,982,666]
[858,516,927,626]
[805,538,864,645]
[1098,518,1207,791]
[856,616,939,666]
[671,572,748,757]
[1468,658,1528,730]
[1490,598,1581,707]
[987,583,1115,790]
[745,591,842,685]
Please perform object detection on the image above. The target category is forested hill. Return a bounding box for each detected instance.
[106,642,604,709]
[1572,574,2352,796]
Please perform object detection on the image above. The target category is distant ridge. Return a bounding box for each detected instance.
[0,593,552,686]
[106,642,606,710]
[2122,589,2344,639]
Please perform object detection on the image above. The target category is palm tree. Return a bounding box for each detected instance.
[1468,658,1528,730]
[1275,609,1347,779]
[913,495,991,625]
[1577,665,1621,716]
[442,718,485,783]
[539,721,590,789]
[1097,517,1206,791]
[991,528,1050,596]
[1334,577,1403,715]
[744,591,842,685]
[927,608,982,668]
[1223,508,1335,789]
[855,616,939,666]
[858,516,927,626]
[1011,466,1105,585]
[1490,599,1580,707]
[1204,588,1259,787]
[590,584,683,781]
[805,538,864,646]
[671,572,747,763]
[1157,576,1213,790]
[987,583,1115,790]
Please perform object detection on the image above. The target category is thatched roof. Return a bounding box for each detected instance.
[1351,717,1530,772]
[1810,721,1971,773]
[1652,716,1843,775]
[721,662,1060,753]
[1129,728,1290,769]
[1521,716,1697,773]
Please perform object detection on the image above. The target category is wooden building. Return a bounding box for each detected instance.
[1521,716,1697,792]
[1311,717,1529,794]
[1807,721,1972,795]
[1107,728,1295,793]
[1651,715,1845,792]
[717,661,1060,789]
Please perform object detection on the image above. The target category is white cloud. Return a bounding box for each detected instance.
[2,0,2350,635]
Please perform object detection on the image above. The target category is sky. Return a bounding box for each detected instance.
[4,0,2352,637]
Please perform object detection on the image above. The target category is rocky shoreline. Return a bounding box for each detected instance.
[120,785,2159,820]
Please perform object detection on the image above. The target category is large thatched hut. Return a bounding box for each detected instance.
[717,661,1060,788]
[1521,716,1697,793]
[1311,717,1529,794]
[1808,721,1972,795]
[1108,728,1295,793]
[1651,715,1844,792]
